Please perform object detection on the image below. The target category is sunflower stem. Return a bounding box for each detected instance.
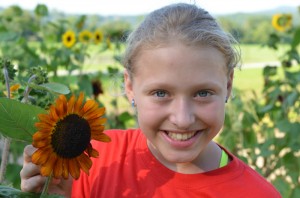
[21,74,36,103]
[0,65,12,183]
[40,174,52,197]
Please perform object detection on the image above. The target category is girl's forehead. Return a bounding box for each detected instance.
[136,43,226,67]
[133,43,227,77]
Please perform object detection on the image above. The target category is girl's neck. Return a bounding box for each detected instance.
[147,141,222,174]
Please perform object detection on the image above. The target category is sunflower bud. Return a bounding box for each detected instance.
[0,58,17,84]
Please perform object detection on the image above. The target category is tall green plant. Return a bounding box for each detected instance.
[219,7,300,197]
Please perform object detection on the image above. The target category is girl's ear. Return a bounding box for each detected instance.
[226,70,234,98]
[124,70,134,101]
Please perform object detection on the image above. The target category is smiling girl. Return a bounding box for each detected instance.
[21,3,281,197]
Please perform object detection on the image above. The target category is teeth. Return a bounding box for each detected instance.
[167,131,196,141]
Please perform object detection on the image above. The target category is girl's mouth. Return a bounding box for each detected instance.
[164,131,198,141]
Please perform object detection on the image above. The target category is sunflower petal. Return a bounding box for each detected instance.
[62,158,70,179]
[40,153,57,177]
[90,125,105,132]
[38,114,54,125]
[59,95,68,112]
[91,132,111,142]
[56,101,66,119]
[77,154,92,175]
[86,144,99,158]
[84,107,105,120]
[53,158,64,179]
[33,131,51,141]
[67,95,76,114]
[81,100,98,115]
[88,117,107,126]
[32,138,51,148]
[74,92,84,113]
[49,105,60,121]
[32,147,51,165]
[68,159,81,180]
[35,122,53,130]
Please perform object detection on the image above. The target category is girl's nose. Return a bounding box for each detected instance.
[169,99,195,130]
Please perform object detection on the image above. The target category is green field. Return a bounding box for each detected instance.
[82,44,285,93]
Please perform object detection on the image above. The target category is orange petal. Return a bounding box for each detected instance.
[77,154,92,175]
[82,100,98,114]
[74,92,84,113]
[53,158,63,179]
[67,95,76,114]
[32,147,51,165]
[88,117,107,126]
[49,105,60,121]
[58,95,68,112]
[32,138,51,148]
[40,153,57,177]
[38,114,54,125]
[62,158,70,179]
[90,125,105,132]
[68,159,80,180]
[91,132,111,142]
[86,144,99,158]
[84,107,105,120]
[35,122,53,130]
[56,101,66,119]
[33,131,51,141]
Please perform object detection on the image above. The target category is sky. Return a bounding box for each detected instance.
[0,0,299,16]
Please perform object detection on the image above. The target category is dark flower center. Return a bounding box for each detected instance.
[51,114,91,158]
[67,36,72,42]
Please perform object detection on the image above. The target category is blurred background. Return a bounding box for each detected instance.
[0,0,299,197]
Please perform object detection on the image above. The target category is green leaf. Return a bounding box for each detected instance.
[34,4,48,17]
[292,28,300,49]
[30,82,70,95]
[0,98,46,142]
[0,185,63,198]
[0,32,19,41]
[263,66,277,77]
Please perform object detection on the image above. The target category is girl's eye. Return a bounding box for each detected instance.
[154,90,167,97]
[196,90,211,97]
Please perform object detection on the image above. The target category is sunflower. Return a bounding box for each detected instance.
[79,30,93,43]
[3,83,20,98]
[93,30,103,44]
[62,30,76,48]
[272,14,292,32]
[31,92,111,180]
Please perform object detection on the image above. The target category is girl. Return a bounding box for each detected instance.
[21,3,281,197]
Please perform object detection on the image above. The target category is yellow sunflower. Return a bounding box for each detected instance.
[62,30,76,48]
[94,30,103,44]
[79,30,93,43]
[4,83,20,98]
[31,92,111,180]
[272,14,292,32]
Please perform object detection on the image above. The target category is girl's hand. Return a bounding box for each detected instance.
[20,145,73,197]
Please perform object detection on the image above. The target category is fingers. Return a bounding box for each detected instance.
[21,144,44,193]
[20,162,41,179]
[20,174,45,193]
[23,145,37,163]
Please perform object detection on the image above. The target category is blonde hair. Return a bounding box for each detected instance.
[123,3,240,76]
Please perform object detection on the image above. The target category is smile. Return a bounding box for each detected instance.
[164,131,197,141]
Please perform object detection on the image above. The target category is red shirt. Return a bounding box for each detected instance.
[72,129,281,198]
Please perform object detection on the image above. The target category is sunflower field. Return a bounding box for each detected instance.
[0,3,299,197]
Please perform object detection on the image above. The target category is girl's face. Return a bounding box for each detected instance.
[125,43,233,170]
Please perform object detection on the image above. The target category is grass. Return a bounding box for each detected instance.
[233,67,264,92]
[239,44,287,63]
